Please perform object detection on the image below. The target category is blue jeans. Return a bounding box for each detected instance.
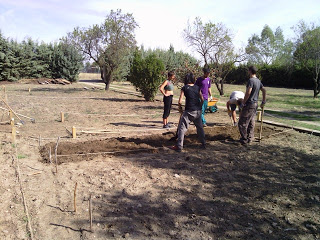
[201,100,208,124]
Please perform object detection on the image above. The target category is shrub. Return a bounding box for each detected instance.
[129,50,165,101]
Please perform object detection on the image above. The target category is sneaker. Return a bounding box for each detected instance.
[233,122,238,127]
[169,145,182,152]
[163,124,170,129]
[203,123,207,127]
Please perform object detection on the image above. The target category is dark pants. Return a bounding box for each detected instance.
[163,95,173,119]
[177,110,205,149]
[238,102,257,143]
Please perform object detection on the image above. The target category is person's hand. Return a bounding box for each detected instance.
[178,103,183,113]
[260,101,266,109]
[209,96,213,101]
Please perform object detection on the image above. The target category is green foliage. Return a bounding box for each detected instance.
[141,45,199,84]
[246,25,293,65]
[51,42,83,82]
[226,63,314,89]
[129,50,165,101]
[0,32,83,82]
[67,9,138,89]
[294,21,320,97]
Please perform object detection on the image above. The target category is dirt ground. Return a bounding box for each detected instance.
[0,82,319,240]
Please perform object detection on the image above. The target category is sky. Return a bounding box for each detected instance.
[0,0,319,60]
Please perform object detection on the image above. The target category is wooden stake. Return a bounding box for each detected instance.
[54,137,60,173]
[4,86,7,102]
[72,126,76,139]
[11,119,16,144]
[257,111,262,122]
[28,88,31,93]
[49,147,52,164]
[89,194,93,232]
[60,112,64,123]
[9,110,13,121]
[74,182,78,212]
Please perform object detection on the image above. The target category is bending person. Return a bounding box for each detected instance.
[159,71,175,128]
[226,91,245,126]
[170,73,206,152]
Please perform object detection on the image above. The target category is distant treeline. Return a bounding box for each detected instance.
[226,64,314,89]
[0,33,83,82]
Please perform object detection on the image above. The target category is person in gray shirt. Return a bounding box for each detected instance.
[238,66,266,144]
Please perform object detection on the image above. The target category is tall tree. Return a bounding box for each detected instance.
[183,17,244,95]
[246,25,293,65]
[294,21,320,98]
[67,9,138,90]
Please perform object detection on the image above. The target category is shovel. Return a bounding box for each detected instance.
[258,106,265,141]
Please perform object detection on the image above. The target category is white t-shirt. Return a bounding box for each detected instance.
[229,91,244,104]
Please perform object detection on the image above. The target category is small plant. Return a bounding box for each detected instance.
[18,154,27,159]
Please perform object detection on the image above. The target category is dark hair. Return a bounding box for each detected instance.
[237,99,243,106]
[184,73,195,85]
[248,65,258,74]
[203,67,210,73]
[168,71,175,78]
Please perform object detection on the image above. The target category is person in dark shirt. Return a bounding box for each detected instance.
[238,66,267,144]
[170,73,206,152]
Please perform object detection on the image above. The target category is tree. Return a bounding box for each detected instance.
[128,50,165,101]
[142,45,199,85]
[183,17,245,95]
[294,21,320,98]
[67,9,138,89]
[51,42,83,82]
[246,25,293,65]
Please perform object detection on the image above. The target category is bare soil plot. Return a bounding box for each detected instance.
[0,82,319,240]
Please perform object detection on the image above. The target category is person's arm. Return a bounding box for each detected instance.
[199,90,204,105]
[260,87,267,108]
[208,88,212,100]
[226,100,231,111]
[243,87,252,106]
[178,89,184,113]
[159,80,168,96]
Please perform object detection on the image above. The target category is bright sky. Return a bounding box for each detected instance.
[0,0,319,59]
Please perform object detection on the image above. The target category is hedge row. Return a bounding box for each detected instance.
[0,34,83,82]
[225,64,314,89]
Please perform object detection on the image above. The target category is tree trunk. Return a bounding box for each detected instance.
[101,65,113,90]
[214,80,224,96]
[313,77,319,98]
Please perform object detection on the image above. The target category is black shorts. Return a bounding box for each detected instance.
[163,95,173,119]
[230,104,237,111]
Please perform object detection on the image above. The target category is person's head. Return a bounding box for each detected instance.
[184,73,195,85]
[203,67,210,78]
[237,99,243,106]
[248,65,258,76]
[168,71,175,80]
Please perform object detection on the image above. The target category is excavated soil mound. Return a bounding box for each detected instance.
[39,125,280,164]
